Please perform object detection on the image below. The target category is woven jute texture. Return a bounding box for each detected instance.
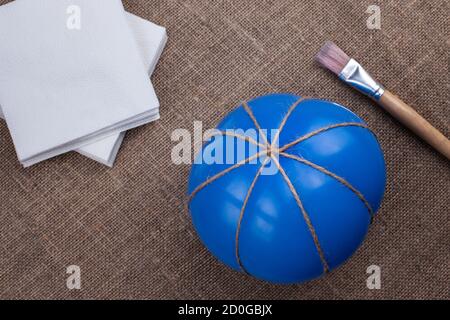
[0,0,448,299]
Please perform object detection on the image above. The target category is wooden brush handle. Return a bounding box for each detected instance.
[379,90,450,160]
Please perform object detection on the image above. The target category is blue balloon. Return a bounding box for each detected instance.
[188,93,386,284]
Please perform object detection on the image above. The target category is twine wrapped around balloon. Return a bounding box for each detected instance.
[188,94,385,283]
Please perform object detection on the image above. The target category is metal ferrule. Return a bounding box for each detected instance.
[339,59,385,101]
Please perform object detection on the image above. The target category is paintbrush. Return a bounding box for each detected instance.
[316,41,450,160]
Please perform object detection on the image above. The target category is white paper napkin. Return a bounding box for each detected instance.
[0,0,159,167]
[0,12,168,167]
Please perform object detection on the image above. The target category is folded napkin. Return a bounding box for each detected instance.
[0,0,159,167]
[0,12,168,167]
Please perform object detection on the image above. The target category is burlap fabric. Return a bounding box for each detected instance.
[0,0,448,299]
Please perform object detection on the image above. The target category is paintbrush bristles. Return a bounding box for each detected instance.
[315,41,351,76]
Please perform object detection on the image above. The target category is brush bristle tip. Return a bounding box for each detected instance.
[316,41,351,75]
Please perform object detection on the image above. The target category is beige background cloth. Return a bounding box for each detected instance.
[0,0,448,299]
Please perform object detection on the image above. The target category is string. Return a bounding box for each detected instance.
[242,101,270,146]
[280,152,374,218]
[188,151,267,201]
[270,97,309,149]
[271,156,330,273]
[204,130,266,149]
[279,122,369,152]
[234,157,270,273]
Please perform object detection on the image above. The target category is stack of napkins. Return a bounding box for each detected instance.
[0,0,167,167]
